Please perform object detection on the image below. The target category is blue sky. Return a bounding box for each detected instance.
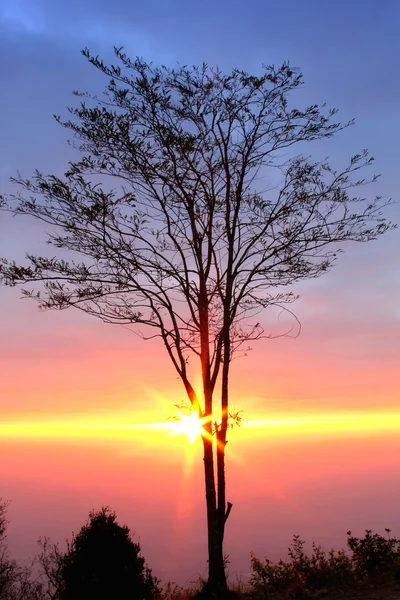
[1,0,399,180]
[1,0,399,367]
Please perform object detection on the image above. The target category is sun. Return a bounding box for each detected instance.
[171,412,209,444]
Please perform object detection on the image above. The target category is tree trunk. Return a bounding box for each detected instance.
[198,274,228,596]
[202,433,228,597]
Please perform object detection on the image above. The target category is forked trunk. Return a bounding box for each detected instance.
[202,434,228,597]
[198,278,229,596]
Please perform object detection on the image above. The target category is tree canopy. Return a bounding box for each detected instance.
[0,54,392,393]
[0,49,394,594]
[59,507,159,600]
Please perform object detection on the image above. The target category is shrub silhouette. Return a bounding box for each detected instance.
[250,535,354,598]
[250,530,400,598]
[60,507,160,600]
[347,529,400,580]
[0,500,43,600]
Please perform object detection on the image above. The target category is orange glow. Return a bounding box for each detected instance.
[1,410,400,443]
[240,411,400,437]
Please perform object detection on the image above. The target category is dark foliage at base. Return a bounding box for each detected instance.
[250,530,400,599]
[0,502,160,600]
[59,507,160,600]
[1,497,400,600]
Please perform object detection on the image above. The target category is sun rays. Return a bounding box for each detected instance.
[170,412,210,444]
[2,410,400,444]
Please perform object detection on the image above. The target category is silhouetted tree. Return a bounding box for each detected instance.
[0,501,42,600]
[35,538,65,600]
[0,500,19,599]
[0,51,394,595]
[58,508,159,600]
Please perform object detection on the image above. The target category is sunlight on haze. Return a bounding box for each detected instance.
[2,410,400,444]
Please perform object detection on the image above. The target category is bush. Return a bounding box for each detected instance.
[250,530,400,599]
[250,535,354,599]
[347,529,400,581]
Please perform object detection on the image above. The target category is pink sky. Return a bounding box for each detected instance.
[1,253,400,582]
[2,431,400,584]
[1,195,399,585]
